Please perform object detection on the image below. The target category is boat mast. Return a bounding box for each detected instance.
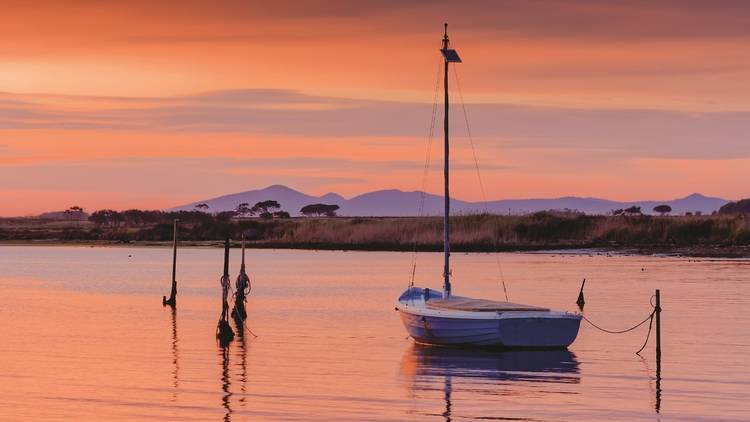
[442,24,451,298]
[440,23,461,299]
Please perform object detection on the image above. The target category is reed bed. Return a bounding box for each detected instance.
[3,212,749,253]
[253,212,750,250]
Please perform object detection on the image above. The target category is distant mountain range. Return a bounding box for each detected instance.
[171,185,731,216]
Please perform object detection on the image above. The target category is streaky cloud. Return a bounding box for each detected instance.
[2,89,749,160]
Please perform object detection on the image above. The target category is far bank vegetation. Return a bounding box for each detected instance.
[3,207,750,253]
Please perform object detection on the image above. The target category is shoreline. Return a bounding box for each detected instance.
[2,239,748,258]
[4,213,749,258]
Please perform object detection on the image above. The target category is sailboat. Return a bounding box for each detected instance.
[395,24,581,349]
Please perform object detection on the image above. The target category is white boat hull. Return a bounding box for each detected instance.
[397,287,581,349]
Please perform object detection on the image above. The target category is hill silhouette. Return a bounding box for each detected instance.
[172,185,730,216]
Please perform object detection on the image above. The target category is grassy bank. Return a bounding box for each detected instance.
[2,212,750,256]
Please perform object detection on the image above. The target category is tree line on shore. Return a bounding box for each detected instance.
[3,197,749,251]
[50,198,750,227]
[17,200,342,242]
[200,200,340,218]
[87,200,341,226]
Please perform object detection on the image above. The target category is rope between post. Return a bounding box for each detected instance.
[635,312,655,355]
[582,308,656,334]
[582,294,659,354]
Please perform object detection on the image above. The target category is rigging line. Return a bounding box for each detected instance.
[409,57,442,287]
[451,67,489,208]
[452,65,509,301]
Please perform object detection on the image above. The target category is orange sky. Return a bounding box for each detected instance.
[2,1,749,215]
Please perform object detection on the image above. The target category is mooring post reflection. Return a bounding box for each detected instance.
[235,319,248,408]
[220,345,232,421]
[170,306,179,393]
[214,321,253,421]
[655,289,662,413]
[655,347,662,413]
[641,354,663,415]
[401,343,580,420]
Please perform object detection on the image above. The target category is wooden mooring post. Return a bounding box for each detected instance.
[217,238,235,345]
[162,219,179,307]
[655,289,661,359]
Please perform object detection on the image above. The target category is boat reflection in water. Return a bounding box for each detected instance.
[401,344,580,420]
[402,343,580,382]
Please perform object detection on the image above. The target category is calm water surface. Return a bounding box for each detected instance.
[1,246,748,421]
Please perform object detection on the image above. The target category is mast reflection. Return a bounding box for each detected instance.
[442,375,452,422]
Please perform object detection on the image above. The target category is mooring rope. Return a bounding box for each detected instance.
[225,276,258,338]
[239,319,259,338]
[582,297,658,355]
[635,312,655,355]
[582,309,655,334]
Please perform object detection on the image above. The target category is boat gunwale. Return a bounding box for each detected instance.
[397,286,581,320]
[397,300,581,321]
